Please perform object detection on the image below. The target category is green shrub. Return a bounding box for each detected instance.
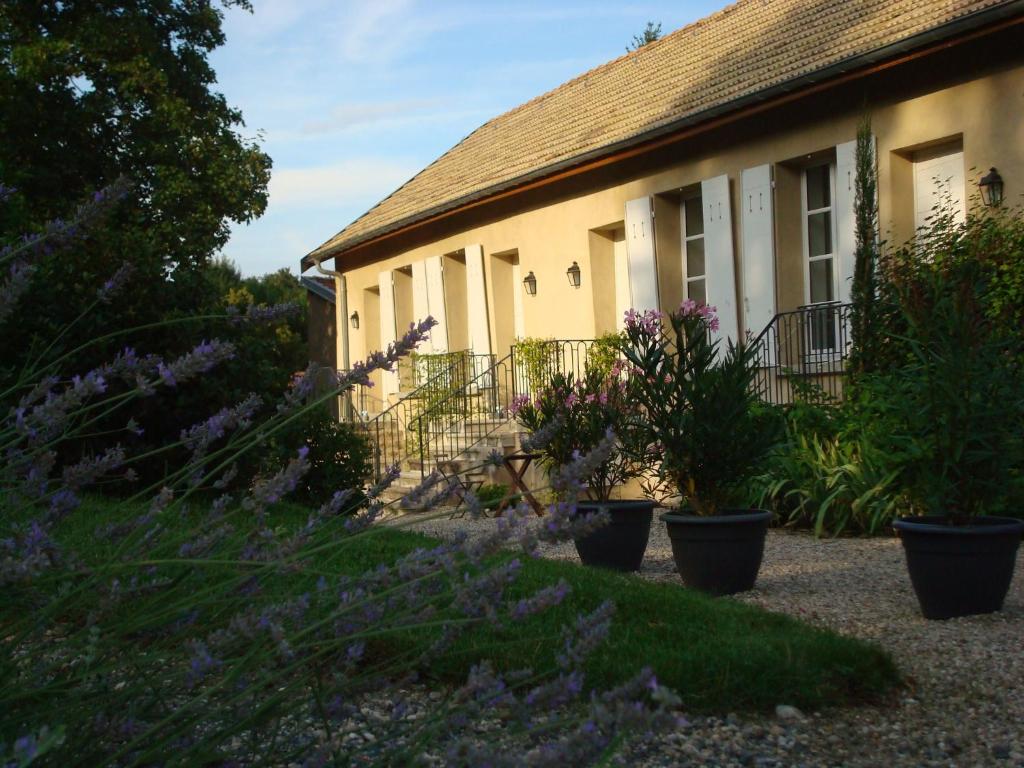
[254,406,373,507]
[475,482,509,511]
[754,429,903,536]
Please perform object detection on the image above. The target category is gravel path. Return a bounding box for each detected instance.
[405,515,1024,767]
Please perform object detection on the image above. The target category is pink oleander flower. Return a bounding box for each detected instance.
[565,392,578,408]
[509,394,531,416]
[585,394,597,404]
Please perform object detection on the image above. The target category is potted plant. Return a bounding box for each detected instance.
[621,301,780,595]
[512,363,653,571]
[885,267,1024,619]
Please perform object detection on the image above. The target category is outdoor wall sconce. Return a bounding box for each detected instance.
[566,261,582,288]
[523,271,538,296]
[979,167,1004,207]
[349,311,359,329]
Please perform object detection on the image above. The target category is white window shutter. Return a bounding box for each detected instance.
[625,197,659,313]
[411,260,432,352]
[377,270,399,397]
[740,165,776,342]
[424,255,448,352]
[701,174,739,347]
[834,138,864,306]
[464,244,491,358]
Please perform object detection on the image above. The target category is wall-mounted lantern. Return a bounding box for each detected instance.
[523,271,538,296]
[566,261,582,288]
[979,167,1004,207]
[349,311,360,329]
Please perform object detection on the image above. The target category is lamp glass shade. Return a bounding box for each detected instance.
[523,271,538,296]
[349,311,359,329]
[979,167,1004,207]
[566,261,582,288]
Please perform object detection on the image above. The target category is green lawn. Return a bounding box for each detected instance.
[57,498,900,713]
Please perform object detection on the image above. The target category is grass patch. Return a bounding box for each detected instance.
[55,498,900,713]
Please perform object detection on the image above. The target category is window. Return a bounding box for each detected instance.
[802,162,838,353]
[682,195,705,305]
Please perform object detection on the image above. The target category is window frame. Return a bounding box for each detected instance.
[800,161,841,358]
[681,193,706,305]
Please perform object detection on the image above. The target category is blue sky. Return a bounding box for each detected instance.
[210,1,726,276]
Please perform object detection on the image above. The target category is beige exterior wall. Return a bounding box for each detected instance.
[339,58,1024,383]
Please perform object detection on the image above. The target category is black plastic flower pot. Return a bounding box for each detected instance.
[662,509,772,596]
[892,515,1024,620]
[573,500,654,572]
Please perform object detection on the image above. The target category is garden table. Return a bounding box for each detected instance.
[495,452,545,516]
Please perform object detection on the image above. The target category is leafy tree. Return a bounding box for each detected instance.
[627,21,662,51]
[848,116,882,377]
[0,0,271,368]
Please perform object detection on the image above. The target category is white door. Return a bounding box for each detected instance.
[612,229,631,330]
[412,260,430,338]
[740,164,776,341]
[511,260,526,340]
[625,197,659,313]
[464,244,491,358]
[701,174,739,347]
[377,270,399,397]
[424,255,448,352]
[914,147,965,232]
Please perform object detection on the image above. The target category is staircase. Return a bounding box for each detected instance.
[350,341,597,507]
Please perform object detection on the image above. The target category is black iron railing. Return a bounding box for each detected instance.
[750,302,853,404]
[408,352,518,478]
[354,352,492,480]
[511,339,596,400]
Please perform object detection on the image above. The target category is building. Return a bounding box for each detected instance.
[303,0,1024,416]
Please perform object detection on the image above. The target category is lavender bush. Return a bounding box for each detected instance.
[0,192,679,765]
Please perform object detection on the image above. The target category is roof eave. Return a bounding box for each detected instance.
[300,0,1024,272]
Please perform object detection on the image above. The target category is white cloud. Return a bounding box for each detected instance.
[302,98,445,134]
[268,159,419,209]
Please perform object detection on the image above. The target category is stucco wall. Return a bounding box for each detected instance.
[338,38,1024,376]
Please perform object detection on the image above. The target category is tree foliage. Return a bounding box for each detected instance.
[627,21,662,51]
[0,0,271,369]
[848,116,882,377]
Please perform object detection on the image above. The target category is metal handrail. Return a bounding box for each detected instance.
[749,302,853,404]
[409,352,516,478]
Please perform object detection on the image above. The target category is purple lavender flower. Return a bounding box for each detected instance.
[181,394,261,459]
[156,340,235,388]
[95,263,134,304]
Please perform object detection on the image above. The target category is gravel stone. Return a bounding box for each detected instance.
[402,514,1024,767]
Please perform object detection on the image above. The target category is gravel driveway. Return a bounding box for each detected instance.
[406,515,1024,767]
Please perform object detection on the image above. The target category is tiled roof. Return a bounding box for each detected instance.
[306,0,1016,265]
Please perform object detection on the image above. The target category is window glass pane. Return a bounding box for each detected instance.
[807,211,832,258]
[684,197,704,237]
[686,238,705,278]
[809,258,834,303]
[809,305,837,352]
[806,164,831,210]
[687,278,706,305]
